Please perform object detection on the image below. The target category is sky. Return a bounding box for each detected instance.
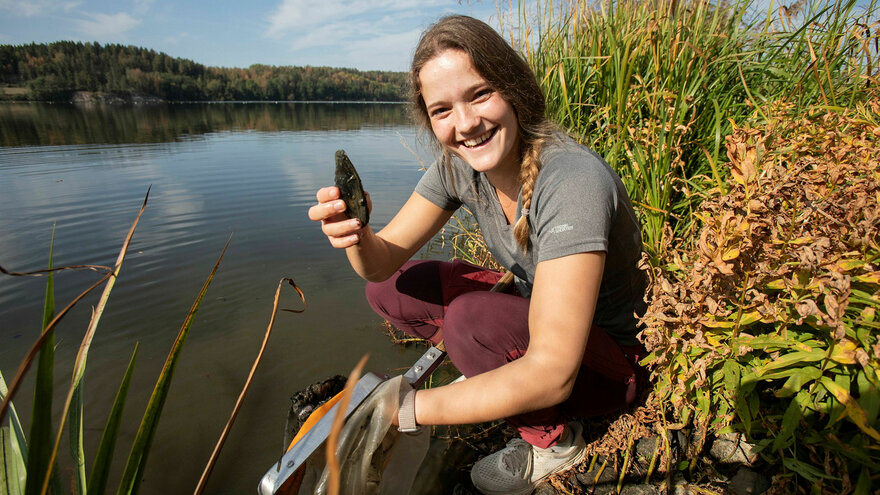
[0,0,503,71]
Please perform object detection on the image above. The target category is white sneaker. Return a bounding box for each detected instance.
[470,421,587,495]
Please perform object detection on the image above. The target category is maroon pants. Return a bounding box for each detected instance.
[366,260,646,448]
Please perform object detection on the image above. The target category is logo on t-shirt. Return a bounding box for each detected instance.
[549,224,574,234]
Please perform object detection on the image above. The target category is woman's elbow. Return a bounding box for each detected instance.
[547,377,576,406]
[360,263,401,283]
[531,366,576,408]
[526,354,579,407]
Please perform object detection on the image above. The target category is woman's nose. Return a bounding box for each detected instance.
[455,105,480,133]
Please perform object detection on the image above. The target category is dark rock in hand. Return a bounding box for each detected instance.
[334,150,369,226]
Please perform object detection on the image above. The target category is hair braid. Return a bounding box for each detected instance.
[513,139,544,249]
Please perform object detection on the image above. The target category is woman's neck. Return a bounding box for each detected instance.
[487,171,521,225]
[485,168,521,201]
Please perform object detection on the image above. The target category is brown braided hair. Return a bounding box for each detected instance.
[409,15,556,249]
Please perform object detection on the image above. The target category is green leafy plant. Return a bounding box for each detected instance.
[641,100,880,493]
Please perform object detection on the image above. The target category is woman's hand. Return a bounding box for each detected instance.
[308,186,371,249]
[310,189,453,282]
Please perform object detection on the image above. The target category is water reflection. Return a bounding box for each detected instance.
[0,102,438,494]
[0,102,411,147]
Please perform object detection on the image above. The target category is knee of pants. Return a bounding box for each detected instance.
[443,293,506,376]
[443,291,486,336]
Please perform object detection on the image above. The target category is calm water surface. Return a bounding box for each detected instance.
[0,102,445,493]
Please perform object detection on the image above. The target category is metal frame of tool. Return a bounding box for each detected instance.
[257,271,513,494]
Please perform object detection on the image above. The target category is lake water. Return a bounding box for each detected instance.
[0,102,449,493]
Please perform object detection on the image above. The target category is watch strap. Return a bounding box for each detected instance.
[398,387,420,433]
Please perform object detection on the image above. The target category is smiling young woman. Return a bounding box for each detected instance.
[308,15,648,495]
[419,49,522,192]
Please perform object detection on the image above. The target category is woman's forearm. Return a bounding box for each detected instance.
[345,192,454,282]
[413,355,574,426]
[413,253,604,427]
[344,228,406,282]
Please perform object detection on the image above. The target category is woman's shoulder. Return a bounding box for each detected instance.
[538,132,618,186]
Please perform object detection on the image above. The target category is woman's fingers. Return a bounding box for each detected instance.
[323,214,362,248]
[316,186,340,203]
[327,231,361,248]
[308,187,345,222]
[309,185,365,248]
[308,198,346,222]
[322,217,362,238]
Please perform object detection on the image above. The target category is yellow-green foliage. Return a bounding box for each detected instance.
[641,100,880,491]
[438,208,506,271]
[509,0,879,263]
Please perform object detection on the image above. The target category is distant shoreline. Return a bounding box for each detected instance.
[0,89,409,105]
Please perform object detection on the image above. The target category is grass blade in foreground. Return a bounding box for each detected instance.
[0,272,112,426]
[40,188,150,495]
[87,345,138,495]
[26,229,62,495]
[69,386,86,495]
[0,371,26,495]
[194,277,306,495]
[1,427,24,495]
[117,237,230,495]
[325,354,369,495]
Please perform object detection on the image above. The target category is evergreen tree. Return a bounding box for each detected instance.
[0,41,407,102]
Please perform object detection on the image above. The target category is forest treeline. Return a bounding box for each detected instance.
[0,41,409,102]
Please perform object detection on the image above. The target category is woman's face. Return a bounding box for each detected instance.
[419,49,520,178]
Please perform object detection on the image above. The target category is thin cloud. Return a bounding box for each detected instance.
[262,0,497,70]
[163,32,192,45]
[266,0,447,38]
[266,0,452,69]
[346,27,423,70]
[0,0,81,17]
[74,12,141,39]
[286,22,351,51]
[132,0,154,16]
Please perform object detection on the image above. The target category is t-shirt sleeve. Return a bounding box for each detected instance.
[414,160,462,211]
[531,153,618,262]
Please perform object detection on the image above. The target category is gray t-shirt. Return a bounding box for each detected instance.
[415,133,646,346]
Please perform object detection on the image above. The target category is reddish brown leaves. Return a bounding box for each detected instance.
[640,100,880,457]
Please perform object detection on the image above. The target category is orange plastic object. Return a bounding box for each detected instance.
[286,392,344,452]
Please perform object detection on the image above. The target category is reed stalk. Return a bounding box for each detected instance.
[503,0,878,261]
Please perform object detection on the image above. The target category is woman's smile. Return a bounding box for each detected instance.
[462,128,497,148]
[419,49,520,179]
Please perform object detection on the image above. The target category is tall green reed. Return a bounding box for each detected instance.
[503,0,878,262]
[0,195,243,495]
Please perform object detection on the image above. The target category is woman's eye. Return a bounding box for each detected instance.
[474,89,493,101]
[430,107,450,118]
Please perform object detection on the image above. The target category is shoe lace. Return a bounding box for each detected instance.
[500,439,532,475]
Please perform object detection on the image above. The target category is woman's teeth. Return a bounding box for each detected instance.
[463,130,493,148]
